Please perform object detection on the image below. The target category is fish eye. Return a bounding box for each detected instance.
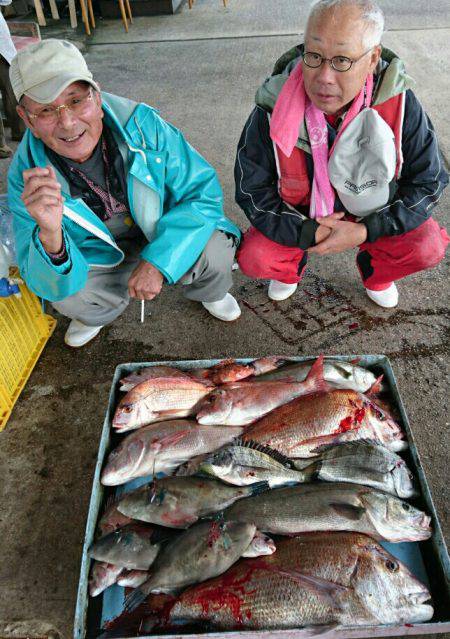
[401,503,411,511]
[123,405,133,413]
[385,559,399,572]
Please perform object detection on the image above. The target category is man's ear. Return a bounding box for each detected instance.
[16,103,39,137]
[369,45,382,73]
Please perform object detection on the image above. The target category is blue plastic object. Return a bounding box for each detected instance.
[0,277,20,297]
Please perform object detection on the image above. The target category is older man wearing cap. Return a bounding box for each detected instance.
[235,0,448,307]
[7,40,241,347]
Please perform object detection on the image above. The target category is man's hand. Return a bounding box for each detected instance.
[314,212,345,244]
[128,260,164,300]
[309,214,368,255]
[22,165,64,253]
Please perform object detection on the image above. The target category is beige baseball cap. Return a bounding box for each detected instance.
[9,39,100,104]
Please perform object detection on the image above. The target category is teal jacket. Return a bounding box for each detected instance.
[8,92,240,302]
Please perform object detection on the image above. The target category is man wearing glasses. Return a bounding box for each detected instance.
[235,0,448,307]
[8,40,241,347]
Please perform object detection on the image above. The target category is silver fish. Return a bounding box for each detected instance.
[101,420,243,486]
[116,476,268,528]
[223,482,431,542]
[124,520,257,612]
[88,524,170,570]
[259,358,378,392]
[294,439,418,499]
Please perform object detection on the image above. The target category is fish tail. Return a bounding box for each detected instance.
[248,480,270,496]
[124,587,147,613]
[305,355,330,394]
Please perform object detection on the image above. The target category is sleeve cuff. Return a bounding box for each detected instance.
[299,219,319,249]
[361,212,384,243]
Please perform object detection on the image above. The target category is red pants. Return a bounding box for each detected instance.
[237,218,449,290]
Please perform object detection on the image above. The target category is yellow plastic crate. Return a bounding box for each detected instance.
[0,272,56,431]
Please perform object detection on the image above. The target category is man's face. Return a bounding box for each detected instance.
[303,6,381,115]
[18,81,104,162]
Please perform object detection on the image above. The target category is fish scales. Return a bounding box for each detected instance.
[101,420,243,485]
[168,532,433,630]
[244,389,405,457]
[222,482,431,542]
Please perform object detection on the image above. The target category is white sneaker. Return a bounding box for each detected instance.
[202,293,241,322]
[365,283,399,308]
[268,280,298,301]
[64,319,104,347]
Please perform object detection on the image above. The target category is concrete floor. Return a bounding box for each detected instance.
[0,1,449,638]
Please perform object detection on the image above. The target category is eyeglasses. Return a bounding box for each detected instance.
[26,89,95,125]
[302,48,374,72]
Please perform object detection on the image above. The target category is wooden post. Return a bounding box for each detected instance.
[87,0,96,28]
[48,0,60,19]
[68,0,77,28]
[79,0,91,35]
[124,0,133,23]
[118,0,129,32]
[33,0,46,26]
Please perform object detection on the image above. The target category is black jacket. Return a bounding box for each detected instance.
[234,53,448,250]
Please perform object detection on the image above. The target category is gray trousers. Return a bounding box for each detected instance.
[52,230,237,326]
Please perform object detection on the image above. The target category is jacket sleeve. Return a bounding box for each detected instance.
[234,106,318,249]
[362,90,449,242]
[140,115,232,284]
[7,154,89,302]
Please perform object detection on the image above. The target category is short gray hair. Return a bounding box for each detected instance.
[307,0,385,48]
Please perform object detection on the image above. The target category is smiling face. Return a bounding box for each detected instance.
[18,81,104,163]
[303,4,381,115]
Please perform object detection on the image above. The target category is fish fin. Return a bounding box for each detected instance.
[153,409,189,417]
[305,355,330,394]
[234,437,296,468]
[265,567,349,607]
[301,622,340,635]
[367,374,384,396]
[152,430,190,450]
[124,587,147,613]
[330,502,366,520]
[248,480,270,496]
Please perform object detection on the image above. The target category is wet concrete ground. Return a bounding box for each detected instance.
[0,1,449,638]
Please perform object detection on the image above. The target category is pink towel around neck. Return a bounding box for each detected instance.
[270,61,373,218]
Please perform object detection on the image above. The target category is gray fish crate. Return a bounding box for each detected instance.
[74,355,450,639]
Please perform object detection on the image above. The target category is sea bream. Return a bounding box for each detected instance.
[244,388,406,456]
[101,420,243,486]
[196,355,329,426]
[223,482,431,542]
[124,520,258,612]
[113,377,214,431]
[116,476,268,528]
[188,356,288,384]
[119,366,192,392]
[198,439,417,498]
[165,532,433,630]
[258,357,378,393]
[89,561,124,597]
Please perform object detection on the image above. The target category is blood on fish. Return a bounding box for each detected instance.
[336,416,354,433]
[354,408,366,423]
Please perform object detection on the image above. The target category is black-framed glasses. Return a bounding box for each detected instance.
[302,48,374,72]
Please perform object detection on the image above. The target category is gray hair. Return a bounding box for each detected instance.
[307,0,385,48]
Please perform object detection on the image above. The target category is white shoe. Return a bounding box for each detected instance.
[202,293,241,322]
[64,319,104,347]
[268,280,298,301]
[365,283,399,308]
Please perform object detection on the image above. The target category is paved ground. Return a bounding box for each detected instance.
[0,1,449,638]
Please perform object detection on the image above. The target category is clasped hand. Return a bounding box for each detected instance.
[128,260,164,301]
[309,212,368,255]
